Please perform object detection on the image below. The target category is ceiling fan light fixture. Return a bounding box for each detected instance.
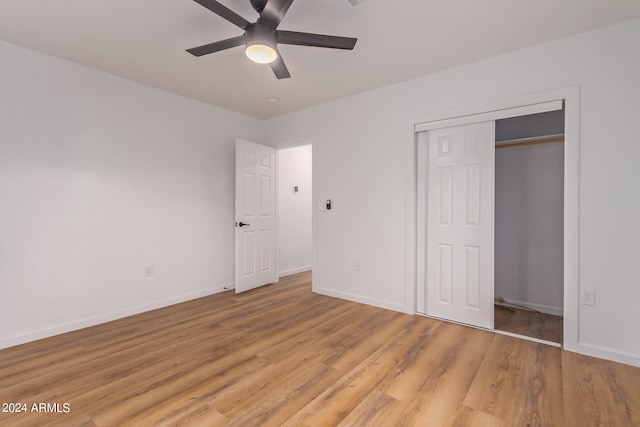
[187,1,358,79]
[246,43,277,64]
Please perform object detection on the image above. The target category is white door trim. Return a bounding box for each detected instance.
[405,86,580,352]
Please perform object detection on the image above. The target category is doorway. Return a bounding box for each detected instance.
[493,110,565,344]
[277,144,313,278]
[234,141,313,292]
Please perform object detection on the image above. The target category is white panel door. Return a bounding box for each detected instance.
[235,139,277,293]
[426,121,494,328]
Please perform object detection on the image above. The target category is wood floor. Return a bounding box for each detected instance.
[494,305,563,344]
[1,272,638,426]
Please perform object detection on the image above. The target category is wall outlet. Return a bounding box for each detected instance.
[145,264,154,277]
[354,260,361,271]
[581,288,595,306]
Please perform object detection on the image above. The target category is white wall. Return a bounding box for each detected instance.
[277,145,312,277]
[265,18,640,366]
[495,142,564,315]
[0,41,262,349]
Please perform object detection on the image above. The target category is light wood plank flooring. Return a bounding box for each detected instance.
[494,305,563,344]
[1,272,638,426]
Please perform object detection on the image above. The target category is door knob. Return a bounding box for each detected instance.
[237,221,250,227]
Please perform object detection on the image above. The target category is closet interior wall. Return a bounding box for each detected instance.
[494,111,565,316]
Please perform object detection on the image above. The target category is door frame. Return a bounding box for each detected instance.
[404,86,580,352]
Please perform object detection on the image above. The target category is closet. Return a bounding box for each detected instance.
[493,110,565,343]
[416,104,566,345]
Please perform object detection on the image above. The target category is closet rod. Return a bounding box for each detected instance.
[496,135,564,149]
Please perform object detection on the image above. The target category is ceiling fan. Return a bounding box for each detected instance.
[186,0,358,79]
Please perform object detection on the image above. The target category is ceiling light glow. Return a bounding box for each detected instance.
[246,44,277,64]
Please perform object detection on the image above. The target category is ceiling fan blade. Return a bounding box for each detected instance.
[258,0,294,29]
[270,51,291,79]
[187,35,246,56]
[192,0,250,29]
[277,30,357,50]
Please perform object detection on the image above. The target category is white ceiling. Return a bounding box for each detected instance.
[2,0,639,119]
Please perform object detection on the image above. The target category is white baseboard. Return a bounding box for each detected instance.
[497,298,563,316]
[279,265,312,278]
[0,282,233,351]
[578,342,640,368]
[313,286,411,314]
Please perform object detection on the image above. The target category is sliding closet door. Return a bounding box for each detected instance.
[426,121,495,329]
